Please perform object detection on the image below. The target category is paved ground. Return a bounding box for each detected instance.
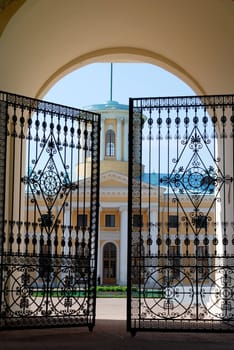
[1,299,234,350]
[96,298,126,320]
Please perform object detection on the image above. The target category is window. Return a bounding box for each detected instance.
[133,214,143,227]
[39,244,51,278]
[105,129,115,157]
[103,243,117,284]
[168,215,179,228]
[77,214,88,228]
[197,246,209,279]
[195,216,207,230]
[40,213,53,228]
[168,245,180,280]
[105,214,115,227]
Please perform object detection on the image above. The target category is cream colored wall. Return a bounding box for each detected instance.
[100,160,128,175]
[0,0,25,36]
[0,0,233,98]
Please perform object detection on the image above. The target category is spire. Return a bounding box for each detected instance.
[110,63,113,101]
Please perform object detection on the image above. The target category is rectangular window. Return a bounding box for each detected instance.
[168,245,180,280]
[133,214,143,227]
[168,215,179,228]
[197,246,209,279]
[39,244,51,278]
[105,214,115,227]
[195,216,207,230]
[77,214,88,228]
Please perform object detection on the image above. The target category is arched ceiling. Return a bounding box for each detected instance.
[0,0,233,98]
[0,0,25,36]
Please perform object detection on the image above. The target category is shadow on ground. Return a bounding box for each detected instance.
[1,319,234,350]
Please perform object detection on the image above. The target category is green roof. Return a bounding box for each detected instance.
[85,100,128,112]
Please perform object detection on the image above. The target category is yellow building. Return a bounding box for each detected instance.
[19,96,215,288]
[82,100,129,285]
[75,99,215,286]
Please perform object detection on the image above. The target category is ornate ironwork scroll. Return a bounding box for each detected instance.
[128,94,234,333]
[0,92,100,330]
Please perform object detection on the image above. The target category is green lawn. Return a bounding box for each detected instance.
[31,286,164,298]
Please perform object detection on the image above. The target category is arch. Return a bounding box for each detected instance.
[105,129,116,158]
[36,47,205,100]
[0,1,233,98]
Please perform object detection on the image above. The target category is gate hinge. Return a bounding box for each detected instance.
[224,175,233,204]
[224,175,233,183]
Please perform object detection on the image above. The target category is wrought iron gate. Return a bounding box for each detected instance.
[0,92,100,330]
[128,94,234,333]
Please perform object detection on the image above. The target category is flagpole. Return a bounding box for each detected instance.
[110,63,113,101]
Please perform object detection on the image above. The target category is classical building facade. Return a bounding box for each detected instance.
[76,100,215,286]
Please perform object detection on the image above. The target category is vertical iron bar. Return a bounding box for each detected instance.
[222,105,227,257]
[138,103,143,328]
[33,108,40,257]
[9,105,17,254]
[68,115,75,257]
[157,108,161,257]
[75,118,81,257]
[148,109,152,256]
[82,120,88,322]
[0,97,7,322]
[232,105,234,255]
[127,98,134,333]
[166,107,170,268]
[82,123,87,262]
[25,108,32,255]
[212,106,218,257]
[175,107,180,278]
[17,105,25,255]
[88,113,100,330]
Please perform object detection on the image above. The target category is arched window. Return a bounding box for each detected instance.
[103,242,117,284]
[105,129,115,157]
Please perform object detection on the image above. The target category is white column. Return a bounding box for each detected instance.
[116,117,122,161]
[124,117,128,161]
[100,117,105,160]
[119,207,128,285]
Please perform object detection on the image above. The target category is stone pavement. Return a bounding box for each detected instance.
[1,299,234,350]
[96,297,126,320]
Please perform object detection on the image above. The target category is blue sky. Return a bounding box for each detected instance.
[44,63,195,108]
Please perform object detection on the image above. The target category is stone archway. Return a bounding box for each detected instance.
[0,0,234,333]
[0,0,233,98]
